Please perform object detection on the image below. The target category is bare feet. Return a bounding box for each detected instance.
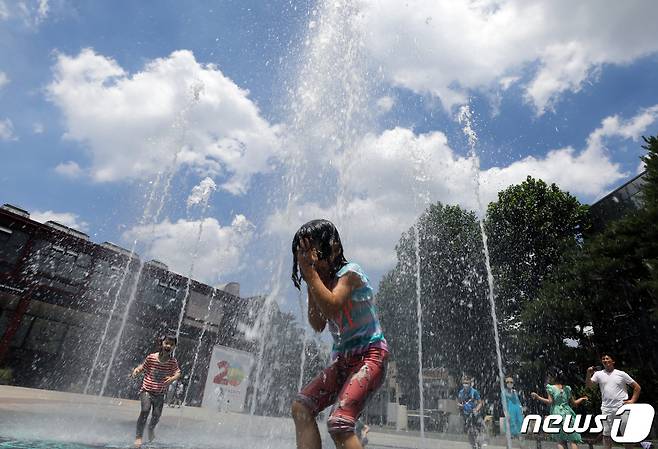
[133,437,142,448]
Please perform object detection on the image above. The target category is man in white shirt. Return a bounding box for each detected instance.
[586,354,641,449]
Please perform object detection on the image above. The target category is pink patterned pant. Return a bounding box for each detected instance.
[295,346,388,434]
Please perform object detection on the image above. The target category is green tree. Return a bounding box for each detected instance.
[639,136,658,309]
[486,176,590,322]
[250,303,328,416]
[378,203,499,406]
[521,136,658,408]
[485,177,589,376]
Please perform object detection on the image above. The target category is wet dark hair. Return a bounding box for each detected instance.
[161,335,177,345]
[546,367,566,384]
[291,219,348,289]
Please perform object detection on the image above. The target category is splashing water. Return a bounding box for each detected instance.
[249,264,281,416]
[0,1,545,447]
[285,0,372,231]
[182,287,217,407]
[412,142,431,439]
[175,178,218,409]
[97,81,206,397]
[84,161,168,395]
[296,289,308,393]
[410,133,432,438]
[187,177,217,209]
[414,223,425,438]
[247,0,375,415]
[175,179,217,342]
[458,104,513,449]
[84,166,177,395]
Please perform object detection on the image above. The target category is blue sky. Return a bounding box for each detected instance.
[2,0,658,312]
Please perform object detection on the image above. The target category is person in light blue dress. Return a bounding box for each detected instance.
[502,376,526,448]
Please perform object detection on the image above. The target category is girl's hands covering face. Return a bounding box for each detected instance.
[297,238,319,280]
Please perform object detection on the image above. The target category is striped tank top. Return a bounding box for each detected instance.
[328,262,388,358]
[141,352,179,394]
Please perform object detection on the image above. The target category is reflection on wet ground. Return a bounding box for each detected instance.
[0,386,504,449]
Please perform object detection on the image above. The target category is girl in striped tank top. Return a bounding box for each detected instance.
[291,219,388,449]
[130,335,181,447]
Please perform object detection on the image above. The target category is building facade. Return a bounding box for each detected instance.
[0,204,262,404]
[589,171,647,232]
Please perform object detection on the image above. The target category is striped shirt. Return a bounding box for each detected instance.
[328,263,388,358]
[141,352,179,394]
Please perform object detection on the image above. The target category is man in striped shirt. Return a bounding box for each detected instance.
[130,335,181,448]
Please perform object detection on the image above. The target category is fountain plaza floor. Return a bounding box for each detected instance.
[0,385,537,449]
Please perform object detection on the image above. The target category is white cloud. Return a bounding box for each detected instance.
[0,1,9,20]
[21,0,48,25]
[267,198,406,272]
[587,105,658,149]
[268,106,657,272]
[1,0,51,26]
[54,160,83,178]
[33,122,44,134]
[480,144,624,200]
[123,215,255,283]
[499,76,520,91]
[47,49,281,194]
[36,0,49,22]
[637,161,646,175]
[360,0,658,114]
[0,118,17,141]
[31,209,89,232]
[340,124,626,227]
[0,72,8,89]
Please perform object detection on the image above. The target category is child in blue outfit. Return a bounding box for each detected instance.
[503,376,526,448]
[458,376,483,449]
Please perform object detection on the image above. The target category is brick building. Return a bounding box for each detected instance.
[0,203,262,404]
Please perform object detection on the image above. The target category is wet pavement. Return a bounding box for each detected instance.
[0,386,514,449]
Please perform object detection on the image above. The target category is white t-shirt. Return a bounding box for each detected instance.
[591,369,636,410]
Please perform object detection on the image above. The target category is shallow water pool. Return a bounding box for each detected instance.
[0,441,192,449]
[0,441,100,449]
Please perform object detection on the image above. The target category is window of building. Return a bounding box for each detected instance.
[187,290,224,325]
[31,241,92,284]
[0,225,12,244]
[24,317,67,354]
[61,324,94,359]
[0,227,29,271]
[138,274,184,310]
[0,310,35,348]
[88,258,123,294]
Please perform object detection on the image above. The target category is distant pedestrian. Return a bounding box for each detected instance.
[458,376,484,449]
[168,376,186,408]
[530,369,588,449]
[586,354,641,449]
[503,376,526,449]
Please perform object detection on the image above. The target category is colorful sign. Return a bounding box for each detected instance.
[202,344,254,413]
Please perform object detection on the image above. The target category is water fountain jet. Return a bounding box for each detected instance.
[459,104,513,449]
